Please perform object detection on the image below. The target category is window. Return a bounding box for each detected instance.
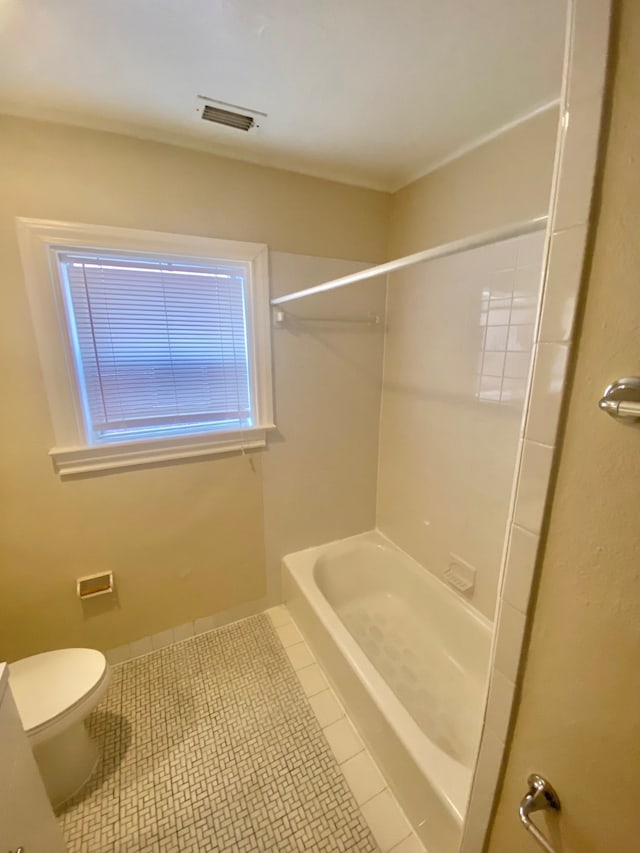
[59,252,254,444]
[17,219,274,475]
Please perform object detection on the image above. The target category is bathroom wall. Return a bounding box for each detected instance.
[0,115,389,662]
[264,254,386,602]
[377,232,545,619]
[0,105,560,659]
[388,106,559,257]
[377,109,558,620]
[487,2,640,850]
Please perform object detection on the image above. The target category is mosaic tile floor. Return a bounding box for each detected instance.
[58,615,379,853]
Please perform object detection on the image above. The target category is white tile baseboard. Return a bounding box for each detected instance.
[105,596,269,665]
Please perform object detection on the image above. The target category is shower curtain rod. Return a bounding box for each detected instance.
[271,214,548,306]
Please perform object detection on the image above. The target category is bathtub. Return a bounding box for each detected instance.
[283,530,492,853]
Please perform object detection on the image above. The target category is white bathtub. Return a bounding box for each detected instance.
[283,530,492,853]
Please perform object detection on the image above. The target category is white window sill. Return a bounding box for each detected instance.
[50,425,276,477]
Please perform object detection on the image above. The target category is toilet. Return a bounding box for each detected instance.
[9,648,111,807]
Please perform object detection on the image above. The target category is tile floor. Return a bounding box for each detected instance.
[268,608,421,853]
[58,614,379,852]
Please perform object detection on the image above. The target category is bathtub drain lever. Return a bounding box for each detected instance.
[518,774,561,853]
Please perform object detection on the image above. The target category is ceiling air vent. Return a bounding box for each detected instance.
[201,105,254,131]
[196,96,266,133]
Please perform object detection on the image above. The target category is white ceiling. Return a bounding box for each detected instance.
[0,0,566,191]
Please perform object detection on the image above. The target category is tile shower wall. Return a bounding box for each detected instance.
[262,253,387,604]
[377,232,545,619]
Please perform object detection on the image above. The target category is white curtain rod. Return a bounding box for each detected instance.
[271,215,548,306]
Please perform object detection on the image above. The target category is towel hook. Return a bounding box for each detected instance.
[519,773,561,853]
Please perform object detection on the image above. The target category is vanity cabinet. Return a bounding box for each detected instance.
[0,664,66,853]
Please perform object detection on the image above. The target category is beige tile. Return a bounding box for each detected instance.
[129,636,153,658]
[501,376,528,403]
[341,751,387,805]
[539,225,587,343]
[485,669,516,743]
[485,324,508,351]
[266,605,292,628]
[361,789,412,852]
[515,230,546,268]
[308,688,344,727]
[460,730,505,853]
[275,622,303,647]
[193,614,214,634]
[554,98,603,230]
[285,641,315,671]
[479,373,503,400]
[486,306,511,326]
[510,292,538,321]
[526,343,569,445]
[513,440,554,534]
[567,0,611,105]
[507,322,534,353]
[504,351,532,380]
[173,621,194,642]
[482,351,505,377]
[151,628,174,650]
[105,644,131,665]
[297,663,329,697]
[389,834,426,853]
[323,717,364,764]
[503,524,539,613]
[494,602,527,682]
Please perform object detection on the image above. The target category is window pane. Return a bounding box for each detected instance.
[58,252,253,444]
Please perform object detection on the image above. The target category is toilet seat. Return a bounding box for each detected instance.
[9,648,110,746]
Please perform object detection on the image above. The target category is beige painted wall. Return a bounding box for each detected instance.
[388,107,559,257]
[487,5,640,852]
[0,116,389,662]
[378,110,558,619]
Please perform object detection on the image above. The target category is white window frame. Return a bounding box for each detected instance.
[17,218,275,476]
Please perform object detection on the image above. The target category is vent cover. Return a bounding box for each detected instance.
[201,105,255,132]
[196,96,266,133]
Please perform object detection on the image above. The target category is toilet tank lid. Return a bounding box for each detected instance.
[9,648,107,734]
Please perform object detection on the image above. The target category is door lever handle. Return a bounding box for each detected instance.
[519,774,561,853]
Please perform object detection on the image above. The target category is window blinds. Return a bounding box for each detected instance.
[57,252,253,444]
